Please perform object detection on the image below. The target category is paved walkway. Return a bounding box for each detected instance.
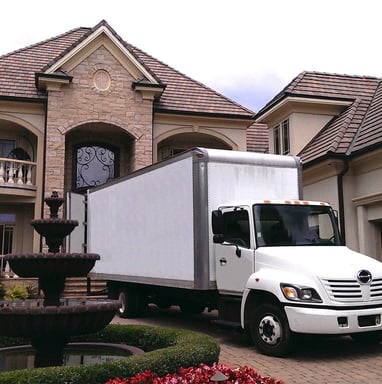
[112,306,382,384]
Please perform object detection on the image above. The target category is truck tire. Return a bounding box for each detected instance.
[118,288,138,318]
[250,303,294,357]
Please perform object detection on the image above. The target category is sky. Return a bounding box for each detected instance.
[1,0,382,112]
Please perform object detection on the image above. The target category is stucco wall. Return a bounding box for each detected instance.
[289,113,333,155]
[303,176,339,209]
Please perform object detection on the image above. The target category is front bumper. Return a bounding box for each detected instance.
[285,305,382,334]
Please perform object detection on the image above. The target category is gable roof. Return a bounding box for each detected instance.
[0,20,254,120]
[255,71,382,164]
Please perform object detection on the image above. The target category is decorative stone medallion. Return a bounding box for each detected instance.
[93,69,111,91]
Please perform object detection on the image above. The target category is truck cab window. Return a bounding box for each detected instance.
[254,204,340,247]
[222,210,250,248]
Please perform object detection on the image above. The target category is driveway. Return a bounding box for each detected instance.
[112,305,382,384]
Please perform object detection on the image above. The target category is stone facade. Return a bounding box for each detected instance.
[44,46,153,206]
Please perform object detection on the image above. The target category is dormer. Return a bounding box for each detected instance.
[256,95,351,156]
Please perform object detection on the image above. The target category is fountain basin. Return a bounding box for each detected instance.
[31,218,79,252]
[4,253,100,277]
[0,342,144,372]
[0,299,120,338]
[31,218,78,237]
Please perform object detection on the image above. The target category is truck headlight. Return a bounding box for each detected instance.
[280,284,322,303]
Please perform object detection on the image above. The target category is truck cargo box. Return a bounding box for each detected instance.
[88,148,301,290]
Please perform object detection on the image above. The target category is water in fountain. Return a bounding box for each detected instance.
[0,191,123,369]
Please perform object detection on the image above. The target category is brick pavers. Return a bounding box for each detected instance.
[112,306,382,384]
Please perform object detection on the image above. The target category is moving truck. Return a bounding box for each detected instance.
[85,147,382,356]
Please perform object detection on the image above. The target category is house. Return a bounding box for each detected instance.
[0,20,256,262]
[255,71,382,259]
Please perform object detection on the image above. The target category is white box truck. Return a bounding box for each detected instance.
[85,147,382,356]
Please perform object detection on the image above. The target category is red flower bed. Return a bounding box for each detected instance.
[105,363,284,384]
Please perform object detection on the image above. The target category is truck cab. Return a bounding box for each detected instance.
[212,200,382,356]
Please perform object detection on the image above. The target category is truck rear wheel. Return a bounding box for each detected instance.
[118,288,147,318]
[250,303,294,357]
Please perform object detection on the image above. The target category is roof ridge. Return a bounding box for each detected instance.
[347,80,382,155]
[329,98,360,153]
[301,70,381,81]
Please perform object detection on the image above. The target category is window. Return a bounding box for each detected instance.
[273,119,290,155]
[222,210,250,248]
[254,204,340,247]
[158,146,187,161]
[75,145,118,191]
[0,140,15,158]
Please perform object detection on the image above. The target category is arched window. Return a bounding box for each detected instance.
[74,145,118,191]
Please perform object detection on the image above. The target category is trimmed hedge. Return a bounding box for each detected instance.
[0,324,220,384]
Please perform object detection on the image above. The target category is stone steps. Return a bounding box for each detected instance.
[63,277,108,299]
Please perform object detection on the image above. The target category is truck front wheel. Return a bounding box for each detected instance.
[250,303,294,357]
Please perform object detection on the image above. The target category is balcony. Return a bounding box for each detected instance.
[0,158,37,193]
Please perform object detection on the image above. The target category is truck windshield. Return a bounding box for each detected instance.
[253,204,341,247]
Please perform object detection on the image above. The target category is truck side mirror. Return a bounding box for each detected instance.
[212,210,224,235]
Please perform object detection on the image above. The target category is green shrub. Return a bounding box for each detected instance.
[26,282,39,299]
[4,284,28,300]
[0,324,220,384]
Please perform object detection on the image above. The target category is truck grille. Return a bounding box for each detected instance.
[321,277,382,303]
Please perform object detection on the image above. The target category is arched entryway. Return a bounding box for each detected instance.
[65,122,135,196]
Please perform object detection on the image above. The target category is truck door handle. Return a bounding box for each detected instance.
[219,258,227,266]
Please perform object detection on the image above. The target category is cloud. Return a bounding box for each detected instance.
[205,70,291,112]
[2,0,382,114]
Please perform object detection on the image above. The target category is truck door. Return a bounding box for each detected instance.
[214,207,254,294]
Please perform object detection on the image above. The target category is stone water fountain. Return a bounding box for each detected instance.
[0,191,121,368]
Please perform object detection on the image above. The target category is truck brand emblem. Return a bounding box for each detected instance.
[357,270,372,284]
